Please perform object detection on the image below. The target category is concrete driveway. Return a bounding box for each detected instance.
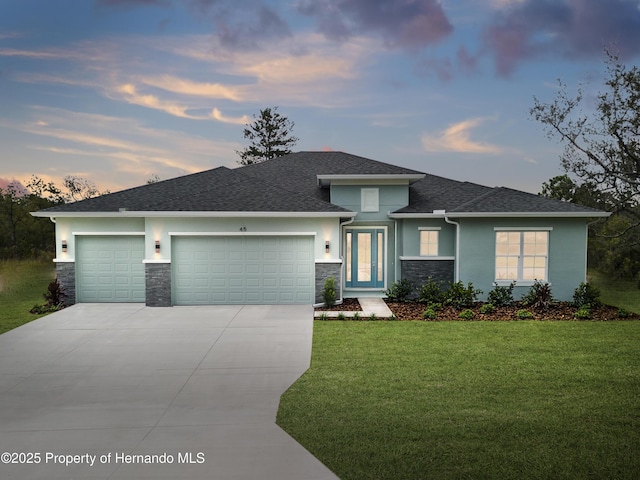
[0,304,339,480]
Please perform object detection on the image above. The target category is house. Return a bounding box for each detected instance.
[32,151,609,306]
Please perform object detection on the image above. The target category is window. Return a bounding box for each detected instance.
[361,188,379,212]
[495,230,549,282]
[419,229,439,256]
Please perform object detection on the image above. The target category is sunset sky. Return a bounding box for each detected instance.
[1,0,639,195]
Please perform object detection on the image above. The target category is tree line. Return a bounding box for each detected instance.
[0,176,108,259]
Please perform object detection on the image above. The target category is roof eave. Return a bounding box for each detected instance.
[317,173,425,187]
[32,210,356,218]
[389,211,611,219]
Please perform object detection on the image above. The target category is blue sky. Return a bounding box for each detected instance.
[1,0,639,194]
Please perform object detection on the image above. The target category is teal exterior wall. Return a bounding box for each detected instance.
[330,184,408,221]
[398,219,456,257]
[456,217,588,302]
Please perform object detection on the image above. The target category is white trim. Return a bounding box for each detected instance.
[142,259,171,264]
[400,256,455,261]
[168,231,317,237]
[494,227,553,231]
[418,226,442,231]
[317,174,425,186]
[73,231,145,236]
[33,211,355,218]
[390,212,610,219]
[315,259,343,264]
[53,258,75,263]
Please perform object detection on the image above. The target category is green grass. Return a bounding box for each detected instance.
[0,258,55,334]
[277,321,640,480]
[589,269,640,313]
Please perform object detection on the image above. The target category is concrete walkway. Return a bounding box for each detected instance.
[314,297,393,319]
[0,304,339,480]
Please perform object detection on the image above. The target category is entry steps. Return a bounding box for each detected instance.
[314,297,393,319]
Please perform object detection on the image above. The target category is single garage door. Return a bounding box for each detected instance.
[76,236,145,302]
[172,236,314,305]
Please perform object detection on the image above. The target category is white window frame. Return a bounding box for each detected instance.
[419,227,440,257]
[494,228,551,284]
[361,188,379,212]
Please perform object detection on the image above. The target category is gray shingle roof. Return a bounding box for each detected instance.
[34,151,608,216]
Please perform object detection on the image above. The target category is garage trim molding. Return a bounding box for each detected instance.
[168,231,317,236]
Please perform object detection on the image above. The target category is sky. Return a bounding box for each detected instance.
[1,0,640,196]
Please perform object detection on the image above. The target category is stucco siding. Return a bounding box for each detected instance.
[457,217,588,302]
[331,184,408,222]
[399,219,456,257]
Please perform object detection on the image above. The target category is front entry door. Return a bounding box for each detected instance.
[345,228,385,288]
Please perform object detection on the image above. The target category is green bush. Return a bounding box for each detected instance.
[368,313,378,321]
[521,280,554,310]
[445,281,482,310]
[337,312,346,321]
[417,278,446,305]
[574,307,592,319]
[322,277,337,308]
[422,308,438,320]
[487,282,515,307]
[458,309,475,320]
[617,308,630,318]
[316,312,328,321]
[573,282,602,308]
[385,278,414,302]
[480,303,495,314]
[516,309,534,320]
[352,312,360,321]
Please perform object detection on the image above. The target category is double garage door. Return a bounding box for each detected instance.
[172,236,314,305]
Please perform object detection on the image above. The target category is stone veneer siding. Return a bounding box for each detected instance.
[315,261,342,304]
[145,262,172,307]
[401,259,454,290]
[55,261,76,306]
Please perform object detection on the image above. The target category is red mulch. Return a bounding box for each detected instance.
[384,301,639,321]
[315,298,363,311]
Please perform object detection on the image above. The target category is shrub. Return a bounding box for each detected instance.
[573,282,601,308]
[30,278,66,314]
[352,312,360,321]
[44,278,66,307]
[574,307,591,319]
[368,313,378,321]
[316,312,328,321]
[458,309,475,320]
[417,278,446,305]
[487,282,515,307]
[445,281,482,310]
[385,278,414,302]
[422,308,437,320]
[521,281,554,310]
[516,309,534,320]
[480,303,495,314]
[322,277,337,308]
[337,312,346,321]
[617,308,630,318]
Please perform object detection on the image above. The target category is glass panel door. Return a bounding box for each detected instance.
[345,228,384,288]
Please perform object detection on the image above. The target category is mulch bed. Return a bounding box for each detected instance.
[314,298,638,320]
[315,298,362,311]
[385,300,639,321]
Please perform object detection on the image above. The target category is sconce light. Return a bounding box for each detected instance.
[325,240,330,253]
[155,240,161,253]
[61,240,68,253]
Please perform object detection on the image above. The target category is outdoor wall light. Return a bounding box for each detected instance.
[325,240,330,253]
[61,241,68,253]
[155,240,161,253]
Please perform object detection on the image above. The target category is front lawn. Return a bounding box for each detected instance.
[277,321,640,480]
[0,258,55,334]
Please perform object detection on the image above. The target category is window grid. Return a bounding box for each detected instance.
[419,230,438,256]
[495,231,548,282]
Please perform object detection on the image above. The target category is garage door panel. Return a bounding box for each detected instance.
[173,236,314,305]
[76,236,145,303]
